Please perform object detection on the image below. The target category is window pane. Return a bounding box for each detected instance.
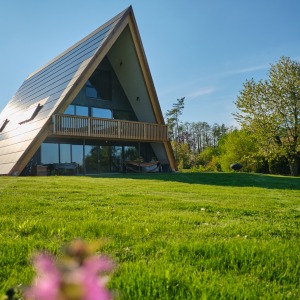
[111,146,122,172]
[75,106,89,116]
[60,144,71,163]
[86,85,97,98]
[72,145,84,174]
[99,146,110,172]
[41,143,59,164]
[72,145,83,165]
[64,105,75,115]
[124,146,138,161]
[91,107,112,119]
[87,70,112,100]
[85,145,98,174]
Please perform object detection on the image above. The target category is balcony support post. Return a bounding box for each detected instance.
[52,115,56,134]
[144,123,147,141]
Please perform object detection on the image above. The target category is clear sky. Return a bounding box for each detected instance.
[1,0,300,127]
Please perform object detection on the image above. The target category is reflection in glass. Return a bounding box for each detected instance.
[111,146,122,172]
[86,81,97,98]
[60,144,71,163]
[91,107,112,119]
[41,143,59,164]
[84,145,111,173]
[39,143,148,174]
[64,105,75,115]
[124,146,139,161]
[85,69,112,100]
[76,106,89,116]
[64,105,89,116]
[99,146,110,172]
[72,145,84,174]
[85,145,98,174]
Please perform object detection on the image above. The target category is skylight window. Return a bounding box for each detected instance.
[0,118,9,132]
[19,103,43,125]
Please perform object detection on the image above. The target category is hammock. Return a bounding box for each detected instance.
[125,160,161,173]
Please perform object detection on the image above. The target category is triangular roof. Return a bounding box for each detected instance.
[0,6,176,175]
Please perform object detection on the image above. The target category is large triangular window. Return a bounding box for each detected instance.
[86,69,112,100]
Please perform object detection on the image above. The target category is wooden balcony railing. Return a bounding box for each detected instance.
[51,114,169,142]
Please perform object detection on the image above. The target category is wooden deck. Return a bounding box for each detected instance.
[51,114,169,142]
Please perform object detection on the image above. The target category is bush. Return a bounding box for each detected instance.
[195,148,221,172]
[218,130,260,172]
[268,156,290,175]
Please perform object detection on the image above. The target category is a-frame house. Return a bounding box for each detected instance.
[0,6,176,175]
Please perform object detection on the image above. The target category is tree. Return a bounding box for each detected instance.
[196,146,220,171]
[234,57,300,176]
[218,129,260,172]
[165,98,229,170]
[165,97,185,141]
[211,123,228,148]
[165,97,185,160]
[175,141,193,169]
[191,121,211,152]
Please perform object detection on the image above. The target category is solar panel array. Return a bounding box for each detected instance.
[0,9,126,174]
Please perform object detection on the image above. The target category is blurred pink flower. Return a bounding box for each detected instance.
[81,256,114,300]
[24,240,115,300]
[25,253,60,300]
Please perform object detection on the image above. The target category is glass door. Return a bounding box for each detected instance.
[85,145,99,174]
[99,146,110,172]
[111,146,123,172]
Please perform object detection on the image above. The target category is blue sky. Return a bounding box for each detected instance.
[1,0,300,126]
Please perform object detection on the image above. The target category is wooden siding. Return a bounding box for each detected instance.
[51,114,169,142]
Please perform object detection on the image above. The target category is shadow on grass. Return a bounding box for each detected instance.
[89,172,300,190]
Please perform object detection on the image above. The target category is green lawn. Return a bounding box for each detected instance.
[0,173,299,299]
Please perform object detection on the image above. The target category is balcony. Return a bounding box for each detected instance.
[51,114,169,142]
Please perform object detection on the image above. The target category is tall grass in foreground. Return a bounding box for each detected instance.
[0,173,299,299]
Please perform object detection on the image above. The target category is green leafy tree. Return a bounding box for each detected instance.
[196,146,220,171]
[234,57,300,175]
[218,129,260,172]
[175,141,193,169]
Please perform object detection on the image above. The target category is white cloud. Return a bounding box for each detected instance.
[186,87,216,99]
[158,62,269,100]
[231,63,269,75]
